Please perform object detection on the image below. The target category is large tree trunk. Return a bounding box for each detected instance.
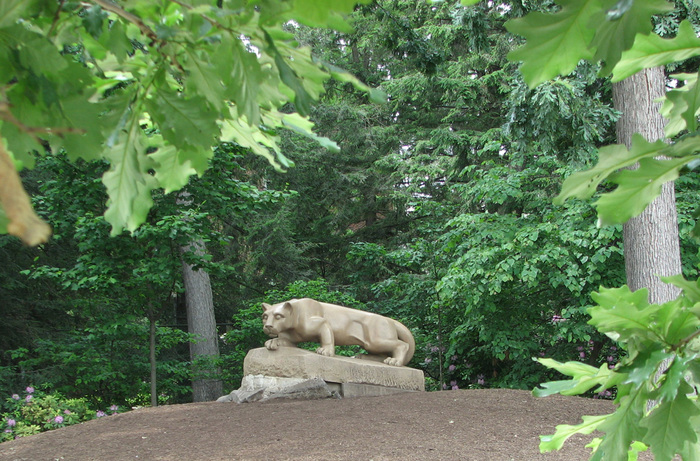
[613,67,682,409]
[178,191,223,402]
[181,238,223,402]
[612,67,682,304]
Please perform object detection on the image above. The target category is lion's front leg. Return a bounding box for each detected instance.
[313,319,335,357]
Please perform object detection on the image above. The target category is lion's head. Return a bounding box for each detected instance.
[261,302,294,337]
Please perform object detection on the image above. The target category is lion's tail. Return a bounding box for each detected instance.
[394,320,415,366]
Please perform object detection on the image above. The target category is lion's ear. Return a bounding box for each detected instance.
[262,302,272,312]
[282,302,294,314]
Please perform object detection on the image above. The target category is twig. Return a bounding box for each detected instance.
[0,94,85,141]
[673,328,700,352]
[90,0,159,43]
[47,0,66,38]
[166,0,235,34]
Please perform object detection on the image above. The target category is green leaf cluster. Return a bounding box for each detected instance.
[1,0,378,238]
[503,0,681,87]
[506,0,700,225]
[535,278,700,460]
[555,134,700,226]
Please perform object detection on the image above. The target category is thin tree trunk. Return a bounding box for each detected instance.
[149,312,158,407]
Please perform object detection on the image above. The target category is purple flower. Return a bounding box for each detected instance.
[110,405,119,413]
[25,387,34,394]
[4,429,11,434]
[424,357,432,364]
[577,346,584,351]
[11,394,19,400]
[448,364,456,372]
[54,416,64,424]
[430,346,440,353]
[477,374,485,386]
[64,410,71,415]
[96,410,106,418]
[25,395,32,403]
[451,384,459,390]
[607,356,615,362]
[451,355,458,362]
[579,352,586,359]
[6,419,16,427]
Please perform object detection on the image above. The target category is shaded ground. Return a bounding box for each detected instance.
[0,389,651,461]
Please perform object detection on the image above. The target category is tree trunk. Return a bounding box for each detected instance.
[149,312,158,407]
[181,238,223,402]
[177,191,223,402]
[613,67,682,410]
[612,67,682,304]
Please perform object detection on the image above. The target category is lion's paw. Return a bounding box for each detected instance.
[384,357,402,366]
[316,346,335,357]
[265,338,279,350]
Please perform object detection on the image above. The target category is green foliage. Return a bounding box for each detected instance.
[1,387,121,442]
[505,0,700,458]
[612,20,700,82]
[508,0,700,225]
[7,320,192,408]
[0,0,379,241]
[535,278,700,460]
[504,0,678,88]
[435,198,626,389]
[556,134,700,227]
[4,144,299,403]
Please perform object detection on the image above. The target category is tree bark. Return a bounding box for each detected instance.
[181,238,223,402]
[612,67,682,304]
[149,312,158,407]
[613,67,682,410]
[177,191,223,402]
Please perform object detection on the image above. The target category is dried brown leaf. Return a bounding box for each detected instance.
[0,143,51,246]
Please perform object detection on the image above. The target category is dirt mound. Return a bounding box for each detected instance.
[0,389,650,461]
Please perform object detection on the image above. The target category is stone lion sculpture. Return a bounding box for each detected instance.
[262,298,415,366]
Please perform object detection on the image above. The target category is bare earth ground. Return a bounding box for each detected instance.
[0,389,652,461]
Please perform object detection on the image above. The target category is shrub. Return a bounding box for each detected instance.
[1,386,121,442]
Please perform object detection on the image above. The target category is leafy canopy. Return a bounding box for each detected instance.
[0,0,381,244]
[501,0,700,458]
[502,0,700,227]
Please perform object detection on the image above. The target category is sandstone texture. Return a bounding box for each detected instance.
[243,347,425,391]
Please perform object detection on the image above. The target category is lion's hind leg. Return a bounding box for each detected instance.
[365,337,410,367]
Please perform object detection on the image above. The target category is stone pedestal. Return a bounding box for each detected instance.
[243,347,425,392]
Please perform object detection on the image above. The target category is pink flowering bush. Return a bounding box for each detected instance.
[0,387,121,442]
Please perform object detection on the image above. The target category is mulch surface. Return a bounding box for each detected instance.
[0,388,652,461]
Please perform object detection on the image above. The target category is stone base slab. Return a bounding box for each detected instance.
[243,347,425,391]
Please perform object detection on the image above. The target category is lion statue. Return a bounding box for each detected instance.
[261,298,415,366]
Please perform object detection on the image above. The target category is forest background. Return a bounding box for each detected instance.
[2,0,700,447]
